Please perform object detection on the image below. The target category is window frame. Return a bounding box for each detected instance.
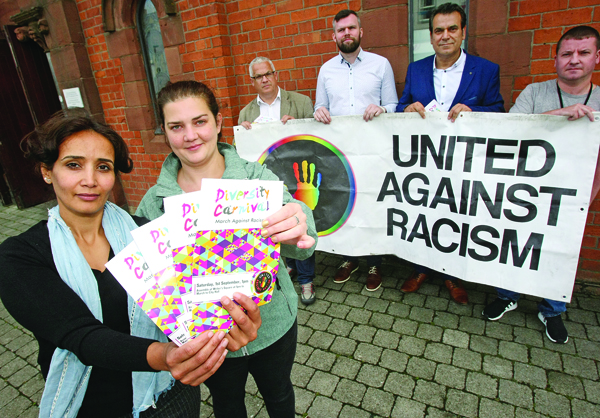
[409,0,470,63]
[136,0,169,135]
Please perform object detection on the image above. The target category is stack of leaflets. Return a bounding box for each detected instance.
[106,179,284,345]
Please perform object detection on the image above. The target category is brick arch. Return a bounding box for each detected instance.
[103,0,184,153]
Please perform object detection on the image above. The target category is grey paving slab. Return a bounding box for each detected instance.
[384,372,415,399]
[534,389,572,417]
[434,364,466,389]
[423,342,454,366]
[391,396,427,418]
[445,388,479,417]
[362,386,395,416]
[0,201,599,417]
[331,378,365,406]
[465,371,498,398]
[329,336,357,356]
[583,378,600,403]
[499,379,534,409]
[470,334,499,355]
[413,380,446,408]
[306,370,339,397]
[479,398,515,418]
[331,356,361,380]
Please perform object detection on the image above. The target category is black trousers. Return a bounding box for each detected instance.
[119,381,200,418]
[204,319,298,417]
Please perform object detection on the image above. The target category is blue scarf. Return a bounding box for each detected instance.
[40,202,174,417]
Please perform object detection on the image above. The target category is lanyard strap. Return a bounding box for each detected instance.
[557,81,593,108]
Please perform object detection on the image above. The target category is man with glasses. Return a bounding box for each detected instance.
[314,9,398,292]
[239,57,314,129]
[239,57,317,306]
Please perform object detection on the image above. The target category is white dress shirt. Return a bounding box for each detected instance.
[315,48,398,116]
[254,87,282,123]
[433,49,466,111]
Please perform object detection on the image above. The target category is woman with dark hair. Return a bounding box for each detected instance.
[0,108,261,417]
[136,81,318,417]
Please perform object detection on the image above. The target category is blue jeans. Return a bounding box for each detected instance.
[496,288,566,317]
[204,320,297,418]
[414,263,456,282]
[286,253,315,285]
[345,255,382,268]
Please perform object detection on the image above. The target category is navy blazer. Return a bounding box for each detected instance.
[396,52,504,113]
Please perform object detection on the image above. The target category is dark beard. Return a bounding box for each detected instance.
[337,37,361,53]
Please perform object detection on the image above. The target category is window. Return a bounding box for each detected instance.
[137,0,169,133]
[409,0,469,63]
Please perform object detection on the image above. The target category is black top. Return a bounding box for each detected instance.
[0,218,157,417]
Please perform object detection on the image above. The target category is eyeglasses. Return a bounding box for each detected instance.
[251,71,275,80]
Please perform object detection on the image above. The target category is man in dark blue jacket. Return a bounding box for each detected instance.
[397,2,504,121]
[397,2,504,304]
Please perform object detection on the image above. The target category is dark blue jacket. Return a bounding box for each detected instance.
[396,52,504,113]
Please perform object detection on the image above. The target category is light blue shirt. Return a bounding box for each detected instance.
[315,48,398,115]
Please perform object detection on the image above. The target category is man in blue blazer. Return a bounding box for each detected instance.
[397,3,504,304]
[396,3,504,121]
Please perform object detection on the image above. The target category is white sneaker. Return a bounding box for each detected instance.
[300,283,316,305]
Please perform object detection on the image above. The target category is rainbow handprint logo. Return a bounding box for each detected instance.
[258,134,356,236]
[292,160,321,210]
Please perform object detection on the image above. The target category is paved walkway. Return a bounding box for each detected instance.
[1,201,599,417]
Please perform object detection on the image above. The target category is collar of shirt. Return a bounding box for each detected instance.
[433,49,467,111]
[256,86,281,106]
[339,47,364,66]
[255,87,282,123]
[432,48,466,73]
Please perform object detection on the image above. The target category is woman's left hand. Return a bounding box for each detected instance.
[260,202,315,249]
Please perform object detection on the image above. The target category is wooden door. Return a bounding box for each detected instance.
[0,26,61,208]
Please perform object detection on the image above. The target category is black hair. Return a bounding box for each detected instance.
[429,2,467,33]
[22,108,133,174]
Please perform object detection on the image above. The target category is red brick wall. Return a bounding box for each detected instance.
[508,0,600,103]
[74,0,363,209]
[76,0,155,206]
[68,0,600,286]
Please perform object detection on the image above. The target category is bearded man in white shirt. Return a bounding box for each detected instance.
[314,9,399,292]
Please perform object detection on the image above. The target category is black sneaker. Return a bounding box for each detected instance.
[538,312,568,344]
[482,298,517,320]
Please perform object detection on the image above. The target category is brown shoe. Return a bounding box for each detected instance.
[333,261,359,284]
[400,272,428,293]
[366,266,382,291]
[445,279,469,304]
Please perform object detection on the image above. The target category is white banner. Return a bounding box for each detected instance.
[234,113,600,302]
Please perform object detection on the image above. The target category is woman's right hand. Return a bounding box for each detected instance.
[221,292,262,352]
